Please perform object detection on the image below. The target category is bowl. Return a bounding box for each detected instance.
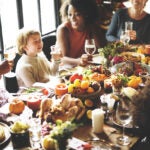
[72,87,101,107]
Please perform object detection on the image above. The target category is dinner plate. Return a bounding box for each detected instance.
[0,122,11,147]
[89,54,106,65]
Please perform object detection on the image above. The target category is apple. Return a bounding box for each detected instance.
[27,96,41,111]
[42,135,58,150]
[69,73,83,83]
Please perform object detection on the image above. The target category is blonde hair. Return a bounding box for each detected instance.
[16,29,41,55]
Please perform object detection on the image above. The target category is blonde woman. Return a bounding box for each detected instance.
[106,0,150,44]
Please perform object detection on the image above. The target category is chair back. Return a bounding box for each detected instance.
[42,34,56,61]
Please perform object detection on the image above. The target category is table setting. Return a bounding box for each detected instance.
[1,41,150,150]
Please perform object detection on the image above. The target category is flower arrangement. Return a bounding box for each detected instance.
[42,120,79,150]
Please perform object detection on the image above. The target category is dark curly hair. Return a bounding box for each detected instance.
[131,80,150,136]
[60,0,100,24]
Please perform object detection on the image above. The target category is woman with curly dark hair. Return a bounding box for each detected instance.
[131,79,150,150]
[56,0,106,66]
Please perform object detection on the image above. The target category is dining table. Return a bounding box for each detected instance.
[1,45,150,150]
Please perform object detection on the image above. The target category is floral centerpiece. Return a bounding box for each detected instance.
[98,41,137,66]
[42,120,79,150]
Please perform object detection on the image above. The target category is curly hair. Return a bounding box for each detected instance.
[60,0,99,24]
[131,80,150,136]
[16,29,41,55]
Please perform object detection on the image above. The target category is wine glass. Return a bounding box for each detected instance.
[50,45,62,76]
[116,99,132,145]
[84,39,96,61]
[120,30,130,45]
[4,46,16,76]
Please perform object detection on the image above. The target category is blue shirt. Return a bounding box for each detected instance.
[106,8,150,44]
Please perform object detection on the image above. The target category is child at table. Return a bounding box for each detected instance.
[15,29,62,87]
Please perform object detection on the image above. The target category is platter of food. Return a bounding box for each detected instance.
[18,87,55,101]
[120,52,145,62]
[0,122,11,147]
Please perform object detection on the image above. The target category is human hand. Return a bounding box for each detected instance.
[80,54,89,66]
[0,60,14,75]
[129,30,136,41]
[50,45,63,62]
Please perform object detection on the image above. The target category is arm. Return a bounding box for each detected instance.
[106,11,121,42]
[17,66,37,87]
[0,60,13,75]
[56,24,81,66]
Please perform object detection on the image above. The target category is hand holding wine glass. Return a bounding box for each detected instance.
[116,99,132,145]
[84,38,96,61]
[4,46,16,75]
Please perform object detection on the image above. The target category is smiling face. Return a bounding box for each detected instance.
[67,5,85,31]
[24,33,43,57]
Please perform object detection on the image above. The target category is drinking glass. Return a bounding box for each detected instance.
[29,118,41,149]
[120,30,130,45]
[116,100,132,145]
[50,45,62,76]
[4,46,16,75]
[84,39,96,61]
[125,21,133,31]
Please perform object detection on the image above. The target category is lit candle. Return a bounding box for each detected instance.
[92,109,104,133]
[55,83,68,96]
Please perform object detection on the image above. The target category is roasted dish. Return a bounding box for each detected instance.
[38,94,86,122]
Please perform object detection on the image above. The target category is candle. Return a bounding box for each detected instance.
[55,83,68,96]
[92,109,104,133]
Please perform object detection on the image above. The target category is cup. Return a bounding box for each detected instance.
[92,109,104,133]
[50,45,62,61]
[139,72,149,83]
[29,118,41,142]
[10,129,31,149]
[125,21,133,31]
[4,72,19,93]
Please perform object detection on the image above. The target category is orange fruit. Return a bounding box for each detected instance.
[86,110,92,119]
[84,99,94,107]
[81,80,89,89]
[87,87,94,93]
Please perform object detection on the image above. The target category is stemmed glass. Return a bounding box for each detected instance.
[116,99,132,145]
[4,46,16,76]
[120,30,130,45]
[50,45,62,77]
[84,38,96,61]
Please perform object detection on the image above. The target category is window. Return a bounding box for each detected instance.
[40,0,56,34]
[0,0,18,49]
[0,0,58,56]
[22,0,39,30]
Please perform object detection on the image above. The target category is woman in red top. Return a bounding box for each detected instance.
[56,0,106,66]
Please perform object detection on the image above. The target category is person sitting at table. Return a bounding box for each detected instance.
[0,60,13,107]
[15,29,62,88]
[131,80,150,150]
[106,0,150,44]
[55,0,107,66]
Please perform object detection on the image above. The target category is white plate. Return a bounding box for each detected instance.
[0,122,11,147]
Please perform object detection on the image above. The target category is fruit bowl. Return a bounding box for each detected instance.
[72,87,101,106]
